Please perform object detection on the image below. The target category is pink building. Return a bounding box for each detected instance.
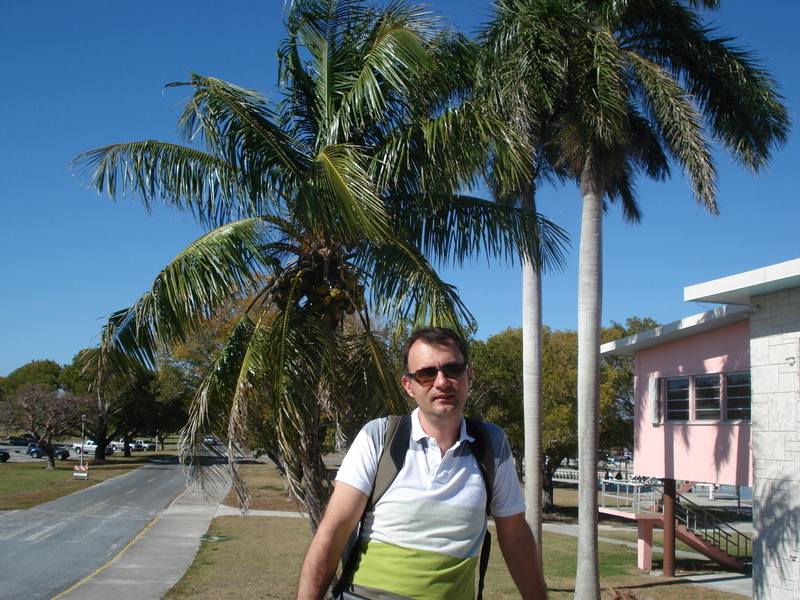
[620,307,751,487]
[602,258,800,599]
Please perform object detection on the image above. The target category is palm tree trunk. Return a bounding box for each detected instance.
[520,184,544,552]
[575,161,604,600]
[302,454,330,533]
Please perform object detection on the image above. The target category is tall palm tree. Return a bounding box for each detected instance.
[70,0,567,531]
[478,0,578,553]
[479,1,789,597]
[556,2,789,597]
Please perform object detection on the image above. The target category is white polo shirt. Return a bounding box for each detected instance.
[335,408,526,600]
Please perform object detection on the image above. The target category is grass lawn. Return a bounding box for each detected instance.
[160,462,750,600]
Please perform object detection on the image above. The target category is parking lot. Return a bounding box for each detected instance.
[0,443,81,463]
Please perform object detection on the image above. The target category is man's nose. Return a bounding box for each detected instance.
[433,368,451,387]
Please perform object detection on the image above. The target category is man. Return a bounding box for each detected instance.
[297,327,547,599]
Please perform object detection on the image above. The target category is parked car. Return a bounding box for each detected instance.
[27,443,70,460]
[7,434,36,446]
[67,440,114,455]
[203,435,218,445]
[108,440,128,452]
[133,439,157,451]
[0,449,9,462]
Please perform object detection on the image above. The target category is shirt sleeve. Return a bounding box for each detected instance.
[486,424,527,518]
[334,418,386,496]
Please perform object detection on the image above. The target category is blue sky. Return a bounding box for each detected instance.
[1,0,798,377]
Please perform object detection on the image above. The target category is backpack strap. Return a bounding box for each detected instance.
[464,417,495,515]
[368,415,411,510]
[464,417,495,600]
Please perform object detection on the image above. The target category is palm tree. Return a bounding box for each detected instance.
[558,2,789,597]
[70,0,567,531]
[480,1,789,597]
[478,0,578,553]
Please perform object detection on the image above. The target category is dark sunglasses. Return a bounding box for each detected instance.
[405,363,469,385]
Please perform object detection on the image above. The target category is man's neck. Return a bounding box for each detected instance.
[418,412,462,455]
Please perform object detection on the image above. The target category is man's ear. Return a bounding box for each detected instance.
[401,375,414,397]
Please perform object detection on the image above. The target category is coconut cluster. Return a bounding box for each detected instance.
[268,251,364,323]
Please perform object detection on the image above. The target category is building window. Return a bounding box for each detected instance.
[663,372,750,422]
[725,373,752,421]
[694,375,721,420]
[665,378,690,421]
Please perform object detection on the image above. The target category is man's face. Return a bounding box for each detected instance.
[402,339,473,425]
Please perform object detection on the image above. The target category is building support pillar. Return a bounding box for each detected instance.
[637,520,654,570]
[662,478,676,577]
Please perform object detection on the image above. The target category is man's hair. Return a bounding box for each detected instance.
[402,327,469,372]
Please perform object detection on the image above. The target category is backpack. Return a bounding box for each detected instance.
[334,414,496,600]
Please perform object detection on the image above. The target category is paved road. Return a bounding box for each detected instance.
[0,457,188,600]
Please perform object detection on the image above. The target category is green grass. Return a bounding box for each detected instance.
[162,511,746,600]
[159,462,749,600]
[163,516,310,600]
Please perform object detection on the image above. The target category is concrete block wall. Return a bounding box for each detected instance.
[749,289,800,600]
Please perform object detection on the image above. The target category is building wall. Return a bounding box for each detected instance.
[750,288,800,600]
[632,319,752,486]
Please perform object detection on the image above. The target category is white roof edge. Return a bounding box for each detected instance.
[684,257,800,305]
[600,304,749,356]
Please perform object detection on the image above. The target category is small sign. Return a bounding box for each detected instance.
[73,465,89,480]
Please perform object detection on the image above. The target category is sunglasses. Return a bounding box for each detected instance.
[405,363,469,385]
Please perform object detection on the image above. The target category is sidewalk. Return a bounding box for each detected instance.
[54,480,230,600]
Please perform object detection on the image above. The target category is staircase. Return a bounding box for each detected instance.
[672,493,751,572]
[599,478,751,572]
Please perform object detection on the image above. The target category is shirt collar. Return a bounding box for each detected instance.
[410,407,474,443]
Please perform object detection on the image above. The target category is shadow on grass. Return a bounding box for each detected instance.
[651,557,748,574]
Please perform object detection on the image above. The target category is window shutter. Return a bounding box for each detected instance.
[648,378,661,424]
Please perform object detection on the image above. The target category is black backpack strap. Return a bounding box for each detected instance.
[465,417,496,600]
[477,528,492,600]
[465,417,495,514]
[368,415,411,510]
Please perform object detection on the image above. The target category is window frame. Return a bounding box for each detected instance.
[660,370,751,423]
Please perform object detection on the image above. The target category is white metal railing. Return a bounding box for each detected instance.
[674,493,751,562]
[600,477,663,513]
[552,468,580,481]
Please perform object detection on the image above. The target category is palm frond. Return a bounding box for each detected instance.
[375,100,530,199]
[355,236,472,333]
[180,315,258,503]
[99,218,278,367]
[70,141,281,228]
[337,6,434,133]
[618,0,790,172]
[333,325,408,445]
[391,194,570,274]
[294,144,393,243]
[577,25,629,149]
[173,75,311,184]
[627,52,717,212]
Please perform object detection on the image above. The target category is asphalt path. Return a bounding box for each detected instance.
[0,456,188,600]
